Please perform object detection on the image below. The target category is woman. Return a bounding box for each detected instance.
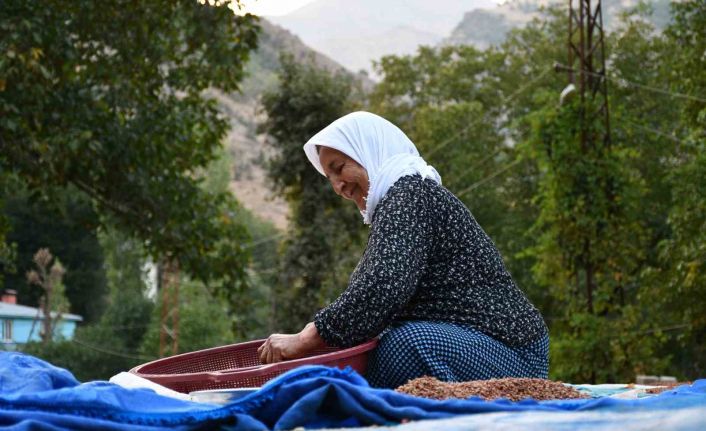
[258,111,548,389]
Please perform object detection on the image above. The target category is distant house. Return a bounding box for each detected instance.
[0,290,82,349]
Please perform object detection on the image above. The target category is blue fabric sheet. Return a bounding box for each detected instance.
[1,352,705,430]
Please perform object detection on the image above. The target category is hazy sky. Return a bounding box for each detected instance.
[237,0,318,16]
[237,0,503,17]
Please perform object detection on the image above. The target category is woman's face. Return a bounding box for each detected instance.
[318,146,369,211]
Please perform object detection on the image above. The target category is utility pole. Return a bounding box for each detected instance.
[158,259,180,357]
[565,0,612,149]
[556,0,613,315]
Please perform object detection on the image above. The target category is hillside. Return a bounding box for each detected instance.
[216,18,363,230]
[445,0,673,47]
[228,1,672,230]
[269,0,497,76]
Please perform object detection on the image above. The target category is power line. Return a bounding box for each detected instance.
[452,114,690,202]
[94,324,153,330]
[452,121,688,202]
[621,118,687,146]
[447,146,506,188]
[609,74,706,104]
[452,119,684,200]
[555,63,706,104]
[438,62,701,199]
[456,159,522,198]
[432,67,553,190]
[71,338,155,361]
[243,232,286,249]
[636,323,691,336]
[252,267,279,275]
[425,66,554,159]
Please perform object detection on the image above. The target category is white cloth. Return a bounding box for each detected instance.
[303,111,441,224]
[109,372,191,401]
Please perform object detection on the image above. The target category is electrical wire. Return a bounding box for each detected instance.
[446,146,506,188]
[453,118,691,201]
[242,232,286,249]
[71,338,155,361]
[449,65,702,198]
[252,267,279,275]
[609,74,706,104]
[92,324,153,330]
[557,64,706,104]
[239,67,699,222]
[424,66,554,159]
[637,323,691,335]
[621,118,687,146]
[453,119,690,201]
[456,159,523,198]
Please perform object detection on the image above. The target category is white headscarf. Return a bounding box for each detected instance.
[303,111,441,224]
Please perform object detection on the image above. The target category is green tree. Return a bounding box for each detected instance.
[368,21,564,312]
[25,248,71,344]
[97,226,154,352]
[139,146,283,357]
[524,96,662,382]
[0,0,259,318]
[3,184,107,323]
[22,227,154,381]
[140,278,233,358]
[0,178,17,290]
[607,11,679,270]
[260,54,365,332]
[199,145,280,340]
[642,0,706,379]
[368,5,691,381]
[238,208,281,338]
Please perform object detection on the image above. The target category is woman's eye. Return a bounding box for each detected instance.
[337,163,344,173]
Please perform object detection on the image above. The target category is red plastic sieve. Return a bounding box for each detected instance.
[129,338,378,393]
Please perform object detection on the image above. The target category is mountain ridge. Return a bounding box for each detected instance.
[220,18,367,230]
[445,0,673,47]
[269,0,497,75]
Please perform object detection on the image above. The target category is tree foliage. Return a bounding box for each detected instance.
[2,183,107,323]
[0,0,259,311]
[21,147,283,380]
[26,248,71,344]
[640,1,706,378]
[5,0,705,384]
[260,54,366,332]
[368,1,706,380]
[524,96,661,382]
[140,278,233,358]
[368,17,564,313]
[22,227,154,381]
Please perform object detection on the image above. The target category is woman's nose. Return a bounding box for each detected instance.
[332,179,346,196]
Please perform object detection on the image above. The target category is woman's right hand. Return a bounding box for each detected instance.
[257,322,326,364]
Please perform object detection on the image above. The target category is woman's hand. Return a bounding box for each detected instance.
[258,322,327,364]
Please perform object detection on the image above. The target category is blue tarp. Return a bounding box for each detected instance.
[1,352,705,430]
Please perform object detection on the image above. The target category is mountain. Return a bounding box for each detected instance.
[217,18,365,230]
[306,25,444,77]
[228,2,671,229]
[268,0,498,76]
[445,0,673,48]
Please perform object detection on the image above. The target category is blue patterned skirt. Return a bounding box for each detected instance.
[365,320,549,389]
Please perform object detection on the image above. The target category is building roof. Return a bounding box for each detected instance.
[0,302,83,321]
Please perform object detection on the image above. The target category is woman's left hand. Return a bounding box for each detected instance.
[258,322,326,364]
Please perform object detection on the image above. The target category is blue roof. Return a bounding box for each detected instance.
[0,302,82,321]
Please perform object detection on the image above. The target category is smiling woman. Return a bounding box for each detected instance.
[258,111,549,389]
[317,147,369,211]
